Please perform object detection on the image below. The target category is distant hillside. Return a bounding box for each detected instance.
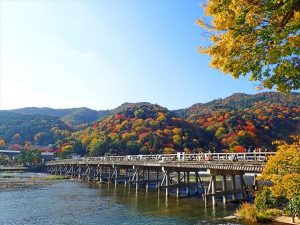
[0,112,71,146]
[174,92,300,151]
[1,92,299,153]
[174,92,300,118]
[10,107,110,126]
[66,103,217,156]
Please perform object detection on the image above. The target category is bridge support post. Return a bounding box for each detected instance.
[186,172,190,196]
[239,174,245,198]
[136,169,139,191]
[211,175,217,206]
[165,170,169,197]
[99,166,103,182]
[231,175,236,200]
[145,169,149,192]
[195,171,199,194]
[78,167,81,179]
[108,167,112,183]
[156,169,160,189]
[124,169,128,186]
[177,171,180,198]
[115,168,119,187]
[222,175,227,204]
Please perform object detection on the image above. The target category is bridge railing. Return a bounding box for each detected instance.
[47,152,276,165]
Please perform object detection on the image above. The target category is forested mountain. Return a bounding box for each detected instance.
[62,104,216,157]
[1,92,299,154]
[0,112,71,146]
[174,92,299,118]
[10,107,110,126]
[175,92,300,151]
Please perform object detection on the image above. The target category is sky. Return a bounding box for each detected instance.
[0,0,266,111]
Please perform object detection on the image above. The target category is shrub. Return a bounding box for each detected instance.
[256,209,283,223]
[255,187,276,211]
[238,202,257,222]
[284,197,300,223]
[238,203,282,223]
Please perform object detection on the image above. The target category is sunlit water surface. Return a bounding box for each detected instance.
[0,173,279,225]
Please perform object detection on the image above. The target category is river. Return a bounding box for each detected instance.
[0,172,280,225]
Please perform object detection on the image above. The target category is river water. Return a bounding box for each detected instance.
[0,172,275,225]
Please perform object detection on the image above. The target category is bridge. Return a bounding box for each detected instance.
[46,152,275,206]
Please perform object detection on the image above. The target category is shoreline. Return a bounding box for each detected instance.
[229,212,300,225]
[0,171,53,189]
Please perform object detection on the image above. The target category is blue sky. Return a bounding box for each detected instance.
[0,0,265,110]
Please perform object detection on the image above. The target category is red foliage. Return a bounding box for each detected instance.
[234,145,246,153]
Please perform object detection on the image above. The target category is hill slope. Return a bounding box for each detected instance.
[1,92,299,153]
[174,92,300,151]
[66,103,217,156]
[0,112,71,146]
[10,107,110,126]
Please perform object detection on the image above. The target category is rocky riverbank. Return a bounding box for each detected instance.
[0,172,55,189]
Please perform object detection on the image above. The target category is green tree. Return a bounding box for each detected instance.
[258,137,300,221]
[16,150,41,166]
[284,196,300,223]
[197,0,300,93]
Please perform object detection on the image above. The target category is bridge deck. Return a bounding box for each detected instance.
[46,152,274,173]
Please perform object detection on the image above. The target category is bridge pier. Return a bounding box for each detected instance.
[222,175,227,204]
[211,175,216,206]
[231,175,236,200]
[176,171,180,198]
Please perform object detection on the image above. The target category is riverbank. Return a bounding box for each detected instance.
[0,171,62,189]
[275,216,300,225]
[0,165,28,171]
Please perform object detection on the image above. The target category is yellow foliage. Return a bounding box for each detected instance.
[62,145,73,152]
[259,136,300,199]
[108,132,118,140]
[184,148,191,154]
[197,0,300,93]
[156,112,166,122]
[0,139,5,148]
[163,147,175,154]
[173,135,182,145]
[172,128,182,135]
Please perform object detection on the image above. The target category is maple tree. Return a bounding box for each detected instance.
[197,0,300,93]
[0,139,5,149]
[258,137,300,222]
[259,137,300,199]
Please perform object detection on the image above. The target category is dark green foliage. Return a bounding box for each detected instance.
[10,107,111,126]
[0,112,70,146]
[284,197,300,223]
[16,150,41,166]
[255,187,276,211]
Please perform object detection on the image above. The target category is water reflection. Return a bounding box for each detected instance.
[0,173,244,225]
[86,181,236,224]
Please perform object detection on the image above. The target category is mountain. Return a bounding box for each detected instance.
[1,92,299,153]
[0,112,71,146]
[174,92,300,151]
[10,107,111,126]
[174,92,300,118]
[65,103,216,156]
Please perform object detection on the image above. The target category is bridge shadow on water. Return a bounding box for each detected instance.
[85,181,240,224]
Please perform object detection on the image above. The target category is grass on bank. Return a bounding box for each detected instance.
[34,175,68,181]
[237,202,283,223]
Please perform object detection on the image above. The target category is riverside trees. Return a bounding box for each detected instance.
[197,0,300,93]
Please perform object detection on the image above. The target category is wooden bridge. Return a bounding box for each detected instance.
[46,152,275,206]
